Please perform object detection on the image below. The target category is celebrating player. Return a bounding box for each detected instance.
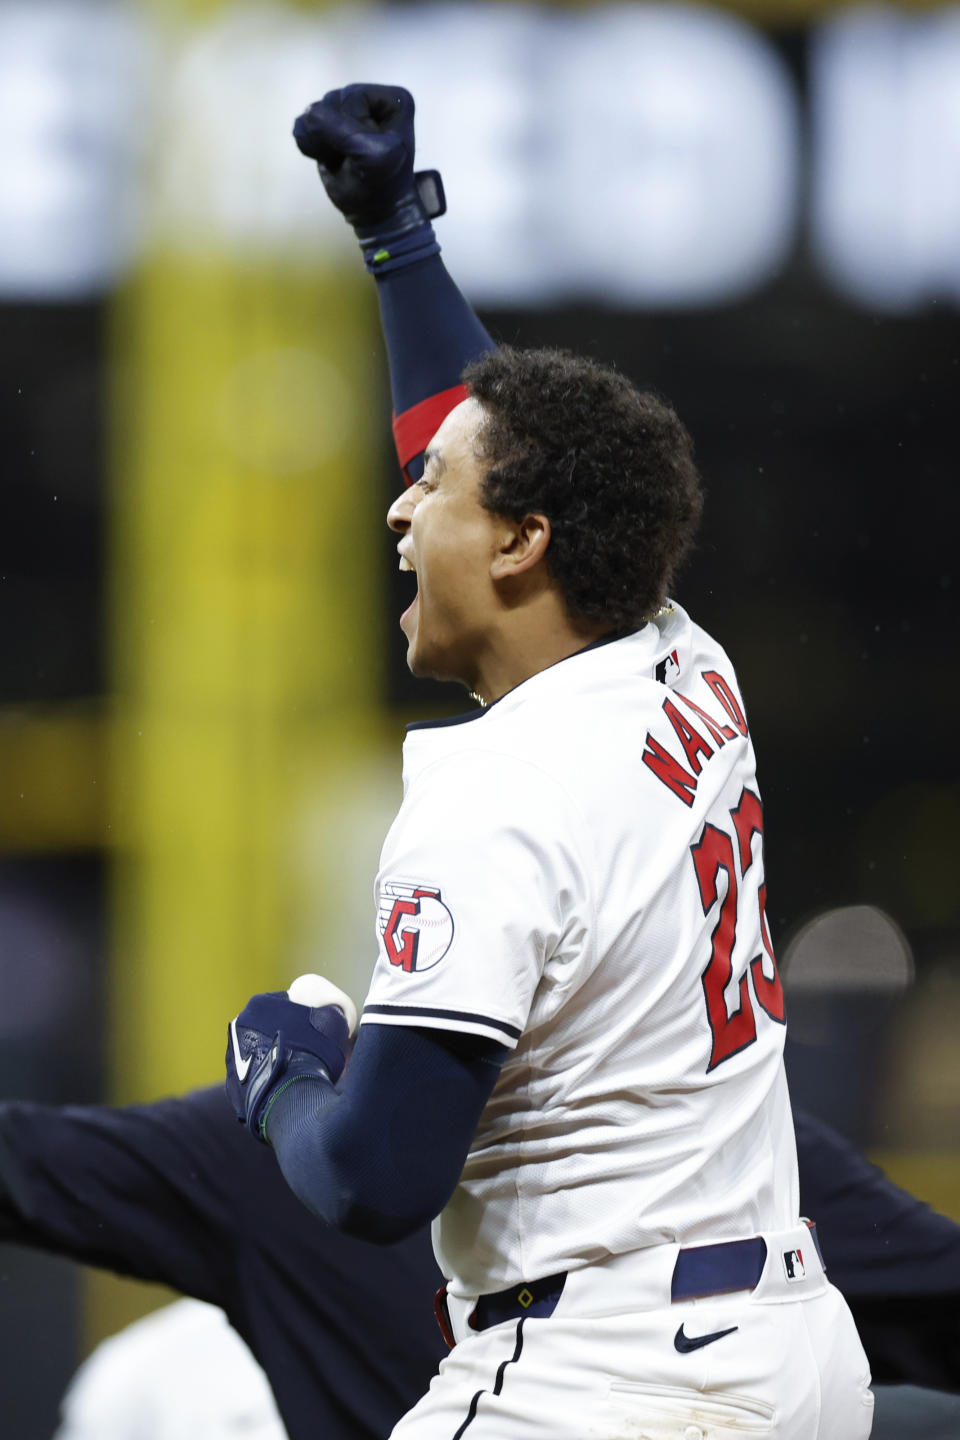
[224,86,874,1437]
[6,82,960,1440]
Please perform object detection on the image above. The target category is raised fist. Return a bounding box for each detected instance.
[293,83,418,228]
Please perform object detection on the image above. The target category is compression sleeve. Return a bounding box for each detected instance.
[373,254,496,481]
[264,1024,504,1244]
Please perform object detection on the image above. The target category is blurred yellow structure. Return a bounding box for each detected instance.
[93,0,384,1346]
[108,255,381,1104]
[0,704,106,852]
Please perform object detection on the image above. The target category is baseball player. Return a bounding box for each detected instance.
[2,83,957,1440]
[223,86,874,1437]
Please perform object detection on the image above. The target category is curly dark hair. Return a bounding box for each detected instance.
[463,346,703,633]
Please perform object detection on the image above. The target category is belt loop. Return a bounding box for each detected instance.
[433,1284,455,1350]
[805,1219,827,1271]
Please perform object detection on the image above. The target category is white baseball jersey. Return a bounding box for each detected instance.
[361,603,799,1297]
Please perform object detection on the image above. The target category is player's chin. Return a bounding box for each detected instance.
[400,602,418,660]
[405,638,434,679]
[404,630,451,684]
[402,623,426,677]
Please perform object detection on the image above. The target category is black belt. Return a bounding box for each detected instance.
[434,1224,823,1347]
[433,1272,567,1349]
[673,1222,824,1301]
[671,1236,767,1301]
[469,1271,568,1332]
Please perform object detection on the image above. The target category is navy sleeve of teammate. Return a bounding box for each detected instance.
[796,1107,960,1392]
[0,1086,445,1440]
[0,1087,241,1301]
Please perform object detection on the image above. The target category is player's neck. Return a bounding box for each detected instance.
[469,595,610,706]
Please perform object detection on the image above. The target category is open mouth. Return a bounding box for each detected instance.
[398,554,419,627]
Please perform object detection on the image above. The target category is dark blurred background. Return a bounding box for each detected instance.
[1,0,958,1433]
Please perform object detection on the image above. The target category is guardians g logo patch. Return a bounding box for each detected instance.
[377,880,454,974]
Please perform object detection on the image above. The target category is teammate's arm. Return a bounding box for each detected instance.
[294,84,496,482]
[0,1087,242,1302]
[0,1083,450,1437]
[796,1107,960,1392]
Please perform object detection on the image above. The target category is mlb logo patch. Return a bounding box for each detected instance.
[655,649,680,685]
[783,1249,806,1282]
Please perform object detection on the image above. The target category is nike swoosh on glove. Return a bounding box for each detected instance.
[225,975,358,1142]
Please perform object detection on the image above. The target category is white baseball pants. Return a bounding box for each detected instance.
[390,1225,874,1439]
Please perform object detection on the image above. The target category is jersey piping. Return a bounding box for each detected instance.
[362,1003,522,1041]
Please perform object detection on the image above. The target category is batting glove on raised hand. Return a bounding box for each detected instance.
[226,975,358,1143]
[293,83,445,270]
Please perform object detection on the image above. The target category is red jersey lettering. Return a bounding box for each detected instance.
[642,734,698,806]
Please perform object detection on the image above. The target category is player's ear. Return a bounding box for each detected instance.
[490,513,551,581]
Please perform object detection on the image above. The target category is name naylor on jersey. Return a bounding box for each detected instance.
[642,669,748,807]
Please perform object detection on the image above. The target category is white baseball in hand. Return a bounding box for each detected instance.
[287,973,358,1036]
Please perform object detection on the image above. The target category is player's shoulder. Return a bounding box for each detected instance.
[399,603,745,792]
[399,714,578,834]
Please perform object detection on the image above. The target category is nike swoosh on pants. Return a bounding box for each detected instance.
[674,1323,739,1353]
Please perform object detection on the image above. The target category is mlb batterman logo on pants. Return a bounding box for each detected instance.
[784,1248,807,1282]
[378,880,455,973]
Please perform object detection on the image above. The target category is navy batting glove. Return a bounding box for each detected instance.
[293,83,445,273]
[226,976,357,1142]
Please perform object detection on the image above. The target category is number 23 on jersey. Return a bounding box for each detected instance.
[691,786,785,1071]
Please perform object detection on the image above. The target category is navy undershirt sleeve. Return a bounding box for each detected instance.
[265,1024,506,1244]
[375,254,495,417]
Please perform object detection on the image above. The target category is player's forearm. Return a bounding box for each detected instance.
[265,1024,499,1243]
[374,255,496,480]
[291,85,496,480]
